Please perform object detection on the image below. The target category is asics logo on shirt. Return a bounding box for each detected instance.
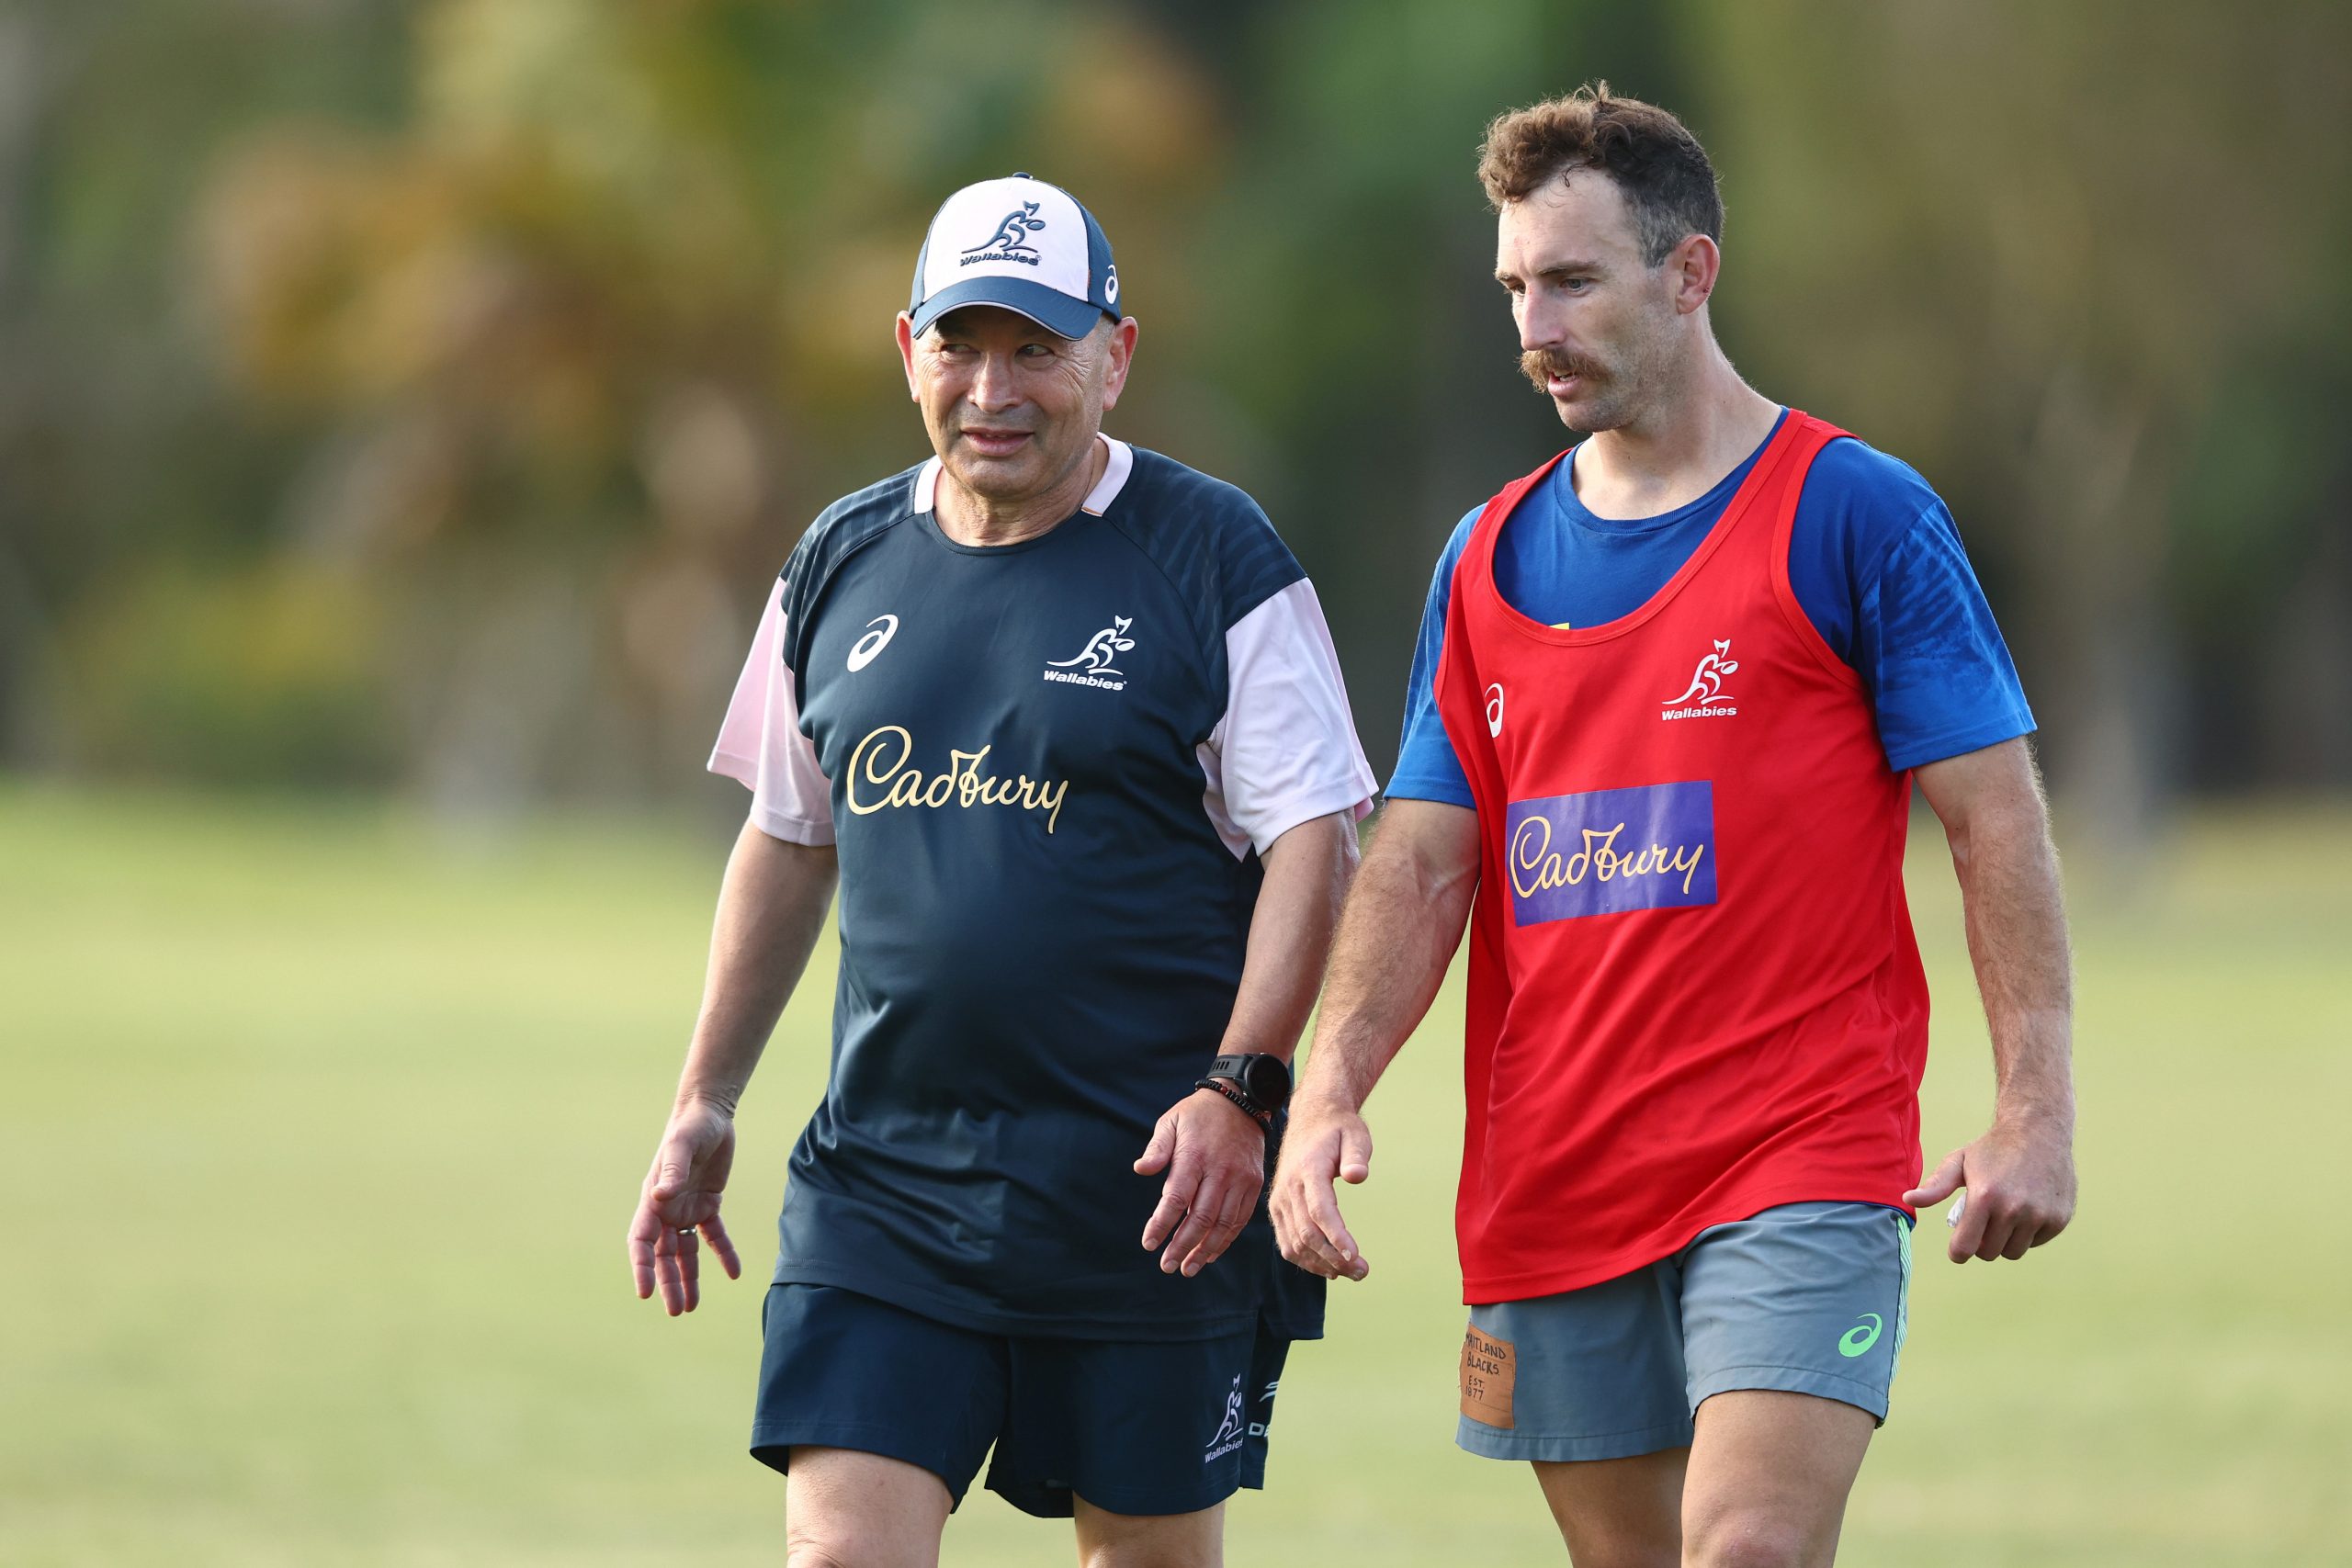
[847,615,900,672]
[1661,637,1740,719]
[1044,615,1136,691]
[1486,682,1506,737]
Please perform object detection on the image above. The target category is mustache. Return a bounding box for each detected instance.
[1520,349,1607,386]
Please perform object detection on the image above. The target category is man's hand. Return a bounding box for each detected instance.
[1268,1093,1373,1281]
[628,1098,744,1314]
[1135,1089,1267,1277]
[1905,1107,2076,1263]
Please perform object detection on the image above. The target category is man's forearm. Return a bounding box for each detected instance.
[1298,800,1480,1111]
[1951,797,2074,1126]
[1922,742,2075,1128]
[675,820,839,1115]
[1216,812,1360,1064]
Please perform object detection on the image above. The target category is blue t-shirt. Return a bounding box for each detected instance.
[762,448,1337,1341]
[1387,415,2035,805]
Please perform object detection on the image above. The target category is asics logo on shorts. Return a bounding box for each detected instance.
[1838,1313,1883,1358]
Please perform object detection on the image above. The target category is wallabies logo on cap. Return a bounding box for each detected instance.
[962,201,1047,266]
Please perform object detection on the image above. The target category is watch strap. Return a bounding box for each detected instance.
[1205,1052,1292,1109]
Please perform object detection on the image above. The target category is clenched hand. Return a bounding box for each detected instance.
[1905,1106,2076,1263]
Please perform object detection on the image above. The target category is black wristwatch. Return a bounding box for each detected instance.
[1194,1053,1292,1132]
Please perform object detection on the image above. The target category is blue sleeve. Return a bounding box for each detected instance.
[1862,503,2037,771]
[1787,439,2034,772]
[1383,509,1481,807]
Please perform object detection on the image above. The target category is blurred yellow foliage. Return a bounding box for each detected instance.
[63,561,392,785]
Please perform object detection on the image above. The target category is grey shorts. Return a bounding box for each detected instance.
[1457,1201,1914,1463]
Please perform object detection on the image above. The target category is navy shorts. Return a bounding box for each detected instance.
[1457,1201,1915,1463]
[750,1283,1293,1518]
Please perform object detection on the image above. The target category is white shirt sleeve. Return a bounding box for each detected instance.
[707,578,835,846]
[1198,578,1379,858]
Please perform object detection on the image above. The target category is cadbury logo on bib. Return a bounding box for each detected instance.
[1503,780,1717,923]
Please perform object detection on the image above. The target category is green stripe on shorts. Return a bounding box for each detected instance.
[1890,1209,1913,1382]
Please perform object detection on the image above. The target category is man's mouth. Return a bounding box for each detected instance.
[959,428,1035,457]
[1523,352,1603,397]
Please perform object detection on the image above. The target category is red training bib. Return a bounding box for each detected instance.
[1432,412,1929,1303]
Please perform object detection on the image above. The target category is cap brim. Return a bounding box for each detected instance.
[909,276,1106,340]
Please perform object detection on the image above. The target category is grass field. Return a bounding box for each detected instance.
[3,780,2347,1566]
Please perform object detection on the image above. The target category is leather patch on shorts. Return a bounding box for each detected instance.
[1459,1323,1516,1428]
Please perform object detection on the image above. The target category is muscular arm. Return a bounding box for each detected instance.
[629,820,839,1314]
[1905,736,2078,1261]
[1298,799,1480,1105]
[1270,798,1481,1280]
[1136,810,1360,1275]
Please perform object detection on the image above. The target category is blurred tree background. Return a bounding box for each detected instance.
[2,0,2346,829]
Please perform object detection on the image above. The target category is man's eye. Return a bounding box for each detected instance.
[1018,344,1053,358]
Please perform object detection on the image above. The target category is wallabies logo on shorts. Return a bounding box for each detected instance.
[1203,1373,1246,1462]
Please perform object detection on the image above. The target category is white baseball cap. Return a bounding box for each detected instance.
[908,173,1122,341]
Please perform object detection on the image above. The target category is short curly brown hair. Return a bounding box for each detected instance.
[1476,82,1723,266]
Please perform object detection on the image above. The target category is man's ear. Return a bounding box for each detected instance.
[1098,317,1140,412]
[895,313,922,400]
[1669,234,1720,316]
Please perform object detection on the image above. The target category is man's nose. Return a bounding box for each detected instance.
[1519,294,1566,354]
[967,351,1023,412]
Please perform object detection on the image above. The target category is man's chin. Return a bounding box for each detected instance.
[1522,377,1614,429]
[1549,391,1624,434]
[942,450,1046,501]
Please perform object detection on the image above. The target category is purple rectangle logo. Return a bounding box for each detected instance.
[1503,780,1716,924]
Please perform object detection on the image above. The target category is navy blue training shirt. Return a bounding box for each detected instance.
[1388,414,2035,805]
[710,438,1374,1341]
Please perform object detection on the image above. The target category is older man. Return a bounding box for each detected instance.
[628,174,1374,1568]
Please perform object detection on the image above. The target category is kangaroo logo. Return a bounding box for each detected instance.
[1203,1373,1246,1461]
[962,200,1047,263]
[1048,615,1135,678]
[1662,638,1739,711]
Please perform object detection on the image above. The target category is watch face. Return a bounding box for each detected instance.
[1239,1054,1291,1109]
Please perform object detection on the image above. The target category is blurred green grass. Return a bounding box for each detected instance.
[3,782,2346,1566]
